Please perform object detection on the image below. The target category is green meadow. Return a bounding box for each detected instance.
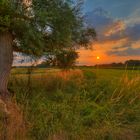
[1,68,140,140]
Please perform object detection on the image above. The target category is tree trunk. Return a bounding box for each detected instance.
[0,32,13,99]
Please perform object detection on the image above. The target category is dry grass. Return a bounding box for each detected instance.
[0,98,27,140]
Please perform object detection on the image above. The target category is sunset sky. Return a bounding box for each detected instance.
[13,0,140,66]
[77,0,140,65]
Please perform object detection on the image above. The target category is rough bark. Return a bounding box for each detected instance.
[0,32,13,99]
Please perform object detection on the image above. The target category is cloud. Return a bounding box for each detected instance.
[85,8,127,41]
[107,47,140,56]
[104,20,125,36]
[107,39,140,56]
[85,8,113,38]
[125,8,140,25]
[112,45,129,51]
[125,24,140,41]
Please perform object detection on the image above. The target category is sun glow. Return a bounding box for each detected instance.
[96,56,100,60]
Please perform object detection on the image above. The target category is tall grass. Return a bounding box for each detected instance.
[0,68,139,140]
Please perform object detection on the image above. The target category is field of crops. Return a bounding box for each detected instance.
[1,68,140,140]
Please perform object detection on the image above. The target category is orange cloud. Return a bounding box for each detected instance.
[104,20,125,36]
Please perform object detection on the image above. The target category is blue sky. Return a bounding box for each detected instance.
[84,0,140,19]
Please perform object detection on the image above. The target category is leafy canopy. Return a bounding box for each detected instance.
[0,0,96,56]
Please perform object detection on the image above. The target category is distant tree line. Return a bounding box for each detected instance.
[125,60,140,66]
[94,60,140,69]
[36,59,140,69]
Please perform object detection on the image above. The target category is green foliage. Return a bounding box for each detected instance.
[0,0,96,56]
[55,49,79,69]
[37,49,79,69]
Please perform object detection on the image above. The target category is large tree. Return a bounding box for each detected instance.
[0,0,96,98]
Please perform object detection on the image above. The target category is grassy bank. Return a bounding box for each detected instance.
[0,68,140,139]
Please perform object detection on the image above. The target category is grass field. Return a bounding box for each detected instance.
[1,68,140,140]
